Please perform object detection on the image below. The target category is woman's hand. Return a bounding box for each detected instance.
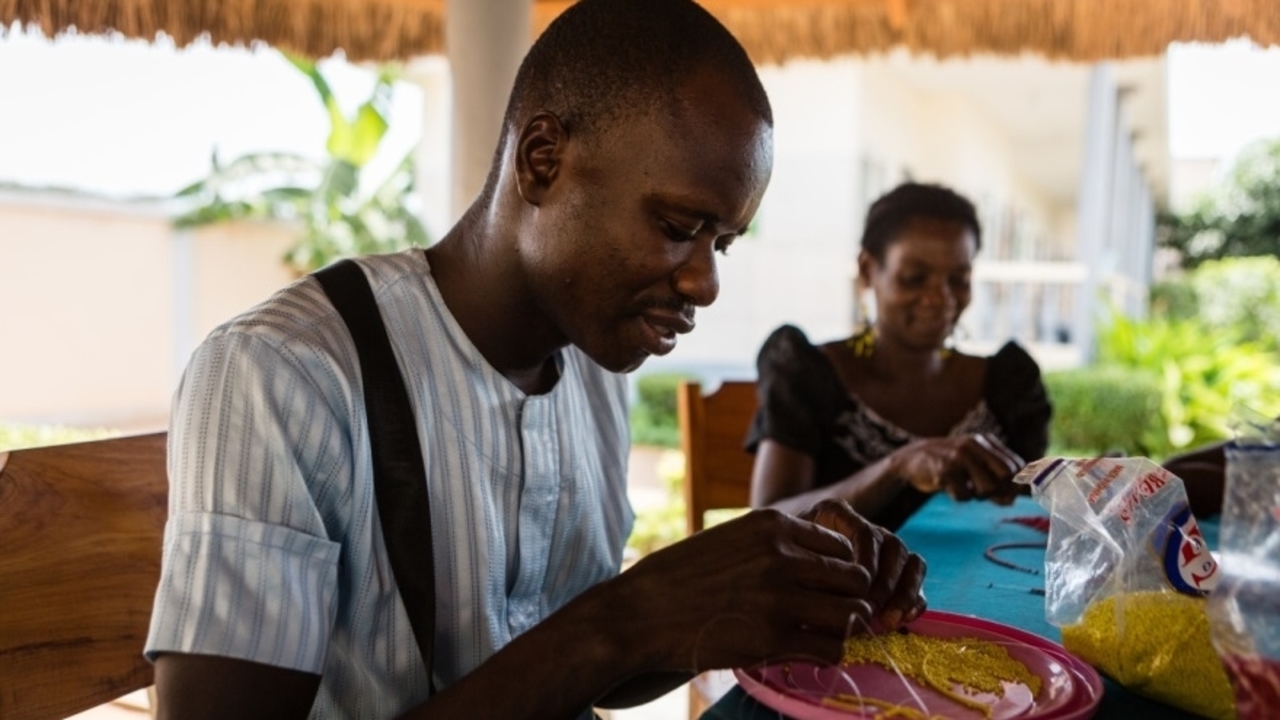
[890,433,1025,505]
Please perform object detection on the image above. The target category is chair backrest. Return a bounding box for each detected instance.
[0,433,168,720]
[677,381,759,535]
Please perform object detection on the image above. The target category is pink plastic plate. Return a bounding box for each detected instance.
[734,611,1102,720]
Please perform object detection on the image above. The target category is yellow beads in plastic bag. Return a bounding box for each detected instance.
[1061,590,1236,720]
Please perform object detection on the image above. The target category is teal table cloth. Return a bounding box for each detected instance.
[702,493,1219,719]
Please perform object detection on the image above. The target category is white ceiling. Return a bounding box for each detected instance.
[869,50,1169,212]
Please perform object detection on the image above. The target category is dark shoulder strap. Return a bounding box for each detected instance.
[314,259,436,688]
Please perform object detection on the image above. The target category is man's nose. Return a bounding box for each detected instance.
[672,239,720,308]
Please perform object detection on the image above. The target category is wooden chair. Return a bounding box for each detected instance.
[677,380,759,535]
[0,433,168,720]
[675,380,758,719]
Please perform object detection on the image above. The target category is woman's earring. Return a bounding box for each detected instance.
[849,324,876,358]
[850,275,875,358]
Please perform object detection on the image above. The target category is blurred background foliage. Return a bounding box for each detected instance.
[172,55,427,274]
[624,450,686,559]
[0,425,119,452]
[1159,137,1280,267]
[629,372,689,449]
[1046,256,1280,459]
[1043,366,1166,457]
[1056,133,1280,459]
[1150,255,1280,351]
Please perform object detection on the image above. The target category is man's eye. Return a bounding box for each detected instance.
[660,218,700,242]
[715,238,735,256]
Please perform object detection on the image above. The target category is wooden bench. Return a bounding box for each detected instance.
[0,433,168,720]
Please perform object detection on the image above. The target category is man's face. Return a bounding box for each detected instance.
[518,69,773,373]
[862,219,976,352]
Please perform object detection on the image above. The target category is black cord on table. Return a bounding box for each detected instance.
[983,541,1046,576]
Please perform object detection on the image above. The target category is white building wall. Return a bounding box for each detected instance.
[0,196,296,430]
[857,64,1060,259]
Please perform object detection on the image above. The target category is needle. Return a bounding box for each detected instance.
[986,582,1046,596]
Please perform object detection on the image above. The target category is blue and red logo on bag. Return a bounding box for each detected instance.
[1160,504,1219,595]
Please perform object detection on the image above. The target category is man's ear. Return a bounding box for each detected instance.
[514,113,567,206]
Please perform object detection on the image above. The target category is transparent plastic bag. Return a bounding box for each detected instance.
[1210,412,1280,720]
[1016,456,1236,719]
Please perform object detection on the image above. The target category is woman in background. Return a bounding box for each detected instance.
[746,182,1052,530]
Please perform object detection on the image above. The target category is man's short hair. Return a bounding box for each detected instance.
[485,0,771,194]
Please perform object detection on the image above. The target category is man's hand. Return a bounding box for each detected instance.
[799,499,926,631]
[610,503,925,673]
[892,433,1025,505]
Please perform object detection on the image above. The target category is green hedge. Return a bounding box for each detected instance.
[1044,366,1168,458]
[0,424,119,452]
[630,372,692,449]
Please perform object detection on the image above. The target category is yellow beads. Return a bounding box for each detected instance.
[823,693,945,719]
[841,631,1042,717]
[1061,591,1236,720]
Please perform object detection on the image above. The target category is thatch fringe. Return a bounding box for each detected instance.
[2,0,1278,62]
[0,0,446,61]
[537,0,1280,64]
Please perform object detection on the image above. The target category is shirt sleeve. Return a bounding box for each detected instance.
[985,341,1053,462]
[744,324,844,457]
[145,329,347,674]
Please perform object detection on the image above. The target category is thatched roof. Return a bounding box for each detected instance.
[0,0,446,60]
[3,0,1278,63]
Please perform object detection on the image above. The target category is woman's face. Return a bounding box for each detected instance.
[861,217,976,352]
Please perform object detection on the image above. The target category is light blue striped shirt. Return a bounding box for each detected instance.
[146,250,634,718]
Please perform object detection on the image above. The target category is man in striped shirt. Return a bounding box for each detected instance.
[146,1,927,718]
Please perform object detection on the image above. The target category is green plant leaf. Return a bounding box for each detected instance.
[342,102,389,167]
[284,55,358,163]
[1093,302,1280,455]
[319,161,359,202]
[172,52,429,273]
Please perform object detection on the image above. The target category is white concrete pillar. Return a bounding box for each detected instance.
[446,0,532,223]
[403,56,453,242]
[1106,121,1132,311]
[1073,63,1118,362]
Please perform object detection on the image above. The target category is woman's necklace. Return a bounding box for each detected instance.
[846,327,954,360]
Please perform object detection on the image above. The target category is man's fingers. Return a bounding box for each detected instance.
[789,513,855,561]
[865,532,909,611]
[791,500,929,639]
[878,551,928,630]
[790,553,872,597]
[804,499,882,574]
[787,591,875,638]
[755,627,848,670]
